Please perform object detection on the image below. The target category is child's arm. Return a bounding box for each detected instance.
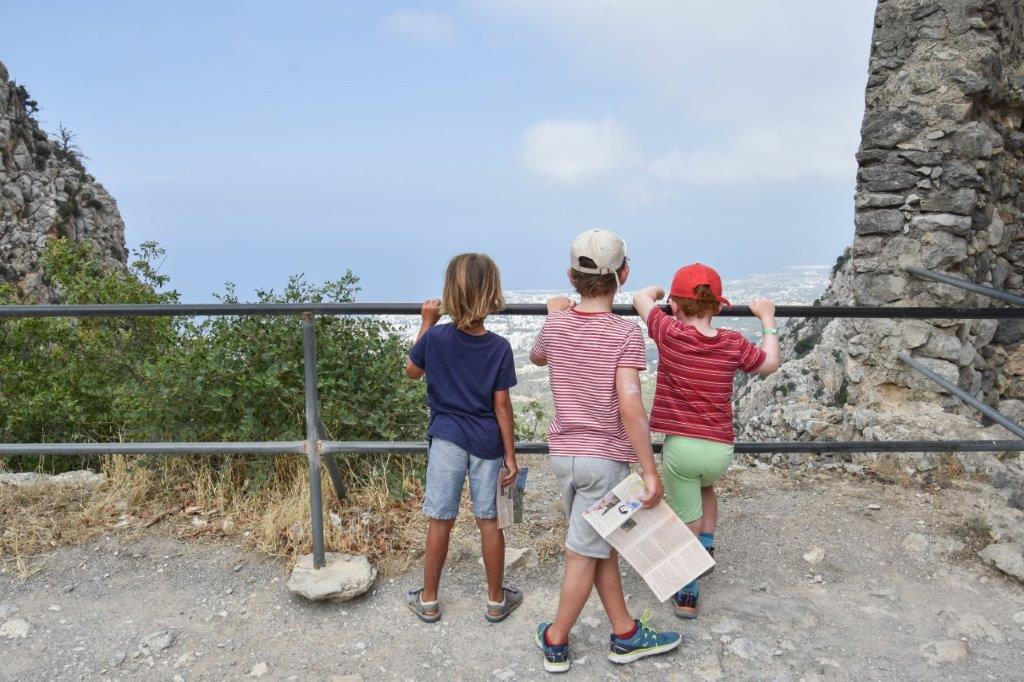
[405,299,441,379]
[494,389,518,486]
[749,298,781,376]
[616,367,663,509]
[632,286,665,323]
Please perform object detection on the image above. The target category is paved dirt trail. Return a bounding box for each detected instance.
[3,457,1024,681]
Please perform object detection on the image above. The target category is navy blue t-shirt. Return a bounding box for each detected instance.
[409,323,517,459]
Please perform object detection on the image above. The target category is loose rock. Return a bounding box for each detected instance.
[477,547,538,572]
[918,639,969,666]
[0,618,30,639]
[140,629,176,653]
[977,543,1024,583]
[725,638,771,660]
[287,552,377,602]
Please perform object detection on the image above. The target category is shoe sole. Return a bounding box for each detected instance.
[534,629,571,674]
[607,638,681,665]
[405,601,440,623]
[674,607,698,620]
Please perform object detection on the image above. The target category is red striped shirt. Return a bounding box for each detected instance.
[532,308,647,462]
[647,307,766,444]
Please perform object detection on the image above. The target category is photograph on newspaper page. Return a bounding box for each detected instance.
[496,467,529,530]
[583,472,714,602]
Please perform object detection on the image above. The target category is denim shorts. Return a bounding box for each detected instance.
[422,438,503,520]
[551,455,630,559]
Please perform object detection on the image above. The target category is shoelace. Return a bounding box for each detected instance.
[636,609,656,644]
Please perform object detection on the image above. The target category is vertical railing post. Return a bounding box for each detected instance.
[301,312,326,569]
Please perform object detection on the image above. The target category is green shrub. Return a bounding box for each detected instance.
[0,239,426,481]
[794,330,821,357]
[0,240,179,471]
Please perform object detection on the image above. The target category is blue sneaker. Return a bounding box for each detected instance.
[608,612,681,665]
[535,622,570,674]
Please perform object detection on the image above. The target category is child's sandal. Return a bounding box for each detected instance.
[485,586,524,623]
[405,588,441,623]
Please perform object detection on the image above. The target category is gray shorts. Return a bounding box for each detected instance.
[422,438,503,520]
[551,455,630,559]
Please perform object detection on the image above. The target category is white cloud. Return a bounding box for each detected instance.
[520,118,639,186]
[650,125,858,186]
[519,117,857,198]
[483,0,874,192]
[382,9,456,45]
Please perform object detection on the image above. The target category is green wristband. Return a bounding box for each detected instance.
[762,327,778,335]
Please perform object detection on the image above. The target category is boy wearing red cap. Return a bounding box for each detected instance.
[633,264,780,619]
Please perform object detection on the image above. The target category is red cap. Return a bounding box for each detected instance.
[669,263,730,306]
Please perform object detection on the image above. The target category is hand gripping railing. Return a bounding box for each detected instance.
[4,273,1024,570]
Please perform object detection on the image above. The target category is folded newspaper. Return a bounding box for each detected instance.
[496,467,528,529]
[583,472,714,602]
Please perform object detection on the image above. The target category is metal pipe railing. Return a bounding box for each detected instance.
[898,352,1024,439]
[300,312,328,568]
[907,266,1024,307]
[3,302,1024,319]
[5,295,1024,572]
[0,441,307,456]
[319,440,1024,455]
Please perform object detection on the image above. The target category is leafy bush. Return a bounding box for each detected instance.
[130,274,426,445]
[0,240,179,462]
[0,239,426,480]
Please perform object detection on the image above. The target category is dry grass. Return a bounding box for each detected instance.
[950,513,994,558]
[0,454,425,578]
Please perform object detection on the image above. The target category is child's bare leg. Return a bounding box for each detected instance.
[422,518,455,602]
[700,486,718,535]
[476,517,505,602]
[686,519,702,535]
[593,550,635,634]
[546,550,597,644]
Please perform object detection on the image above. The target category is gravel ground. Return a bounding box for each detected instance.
[2,457,1024,681]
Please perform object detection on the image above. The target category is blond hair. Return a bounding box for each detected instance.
[442,253,505,330]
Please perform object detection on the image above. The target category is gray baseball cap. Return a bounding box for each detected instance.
[570,228,627,275]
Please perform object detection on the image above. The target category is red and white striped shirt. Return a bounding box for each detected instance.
[531,308,647,462]
[647,307,766,444]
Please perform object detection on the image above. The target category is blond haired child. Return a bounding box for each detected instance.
[404,253,523,623]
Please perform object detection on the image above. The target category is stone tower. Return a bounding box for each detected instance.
[736,0,1024,481]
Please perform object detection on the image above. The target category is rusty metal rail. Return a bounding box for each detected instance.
[4,269,1024,569]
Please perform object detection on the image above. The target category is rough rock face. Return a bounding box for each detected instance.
[736,0,1024,487]
[0,59,127,301]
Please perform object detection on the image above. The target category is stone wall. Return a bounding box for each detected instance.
[736,0,1024,487]
[0,59,127,301]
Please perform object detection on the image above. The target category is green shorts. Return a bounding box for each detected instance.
[661,435,735,524]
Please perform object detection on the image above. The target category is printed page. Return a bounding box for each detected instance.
[496,467,514,529]
[581,476,644,538]
[583,472,715,602]
[513,467,528,524]
[497,467,529,530]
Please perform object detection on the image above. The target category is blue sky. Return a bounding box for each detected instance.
[2,1,876,301]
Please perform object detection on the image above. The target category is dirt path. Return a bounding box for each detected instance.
[2,457,1024,681]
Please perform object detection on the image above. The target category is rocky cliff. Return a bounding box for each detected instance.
[736,0,1024,486]
[0,59,127,301]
